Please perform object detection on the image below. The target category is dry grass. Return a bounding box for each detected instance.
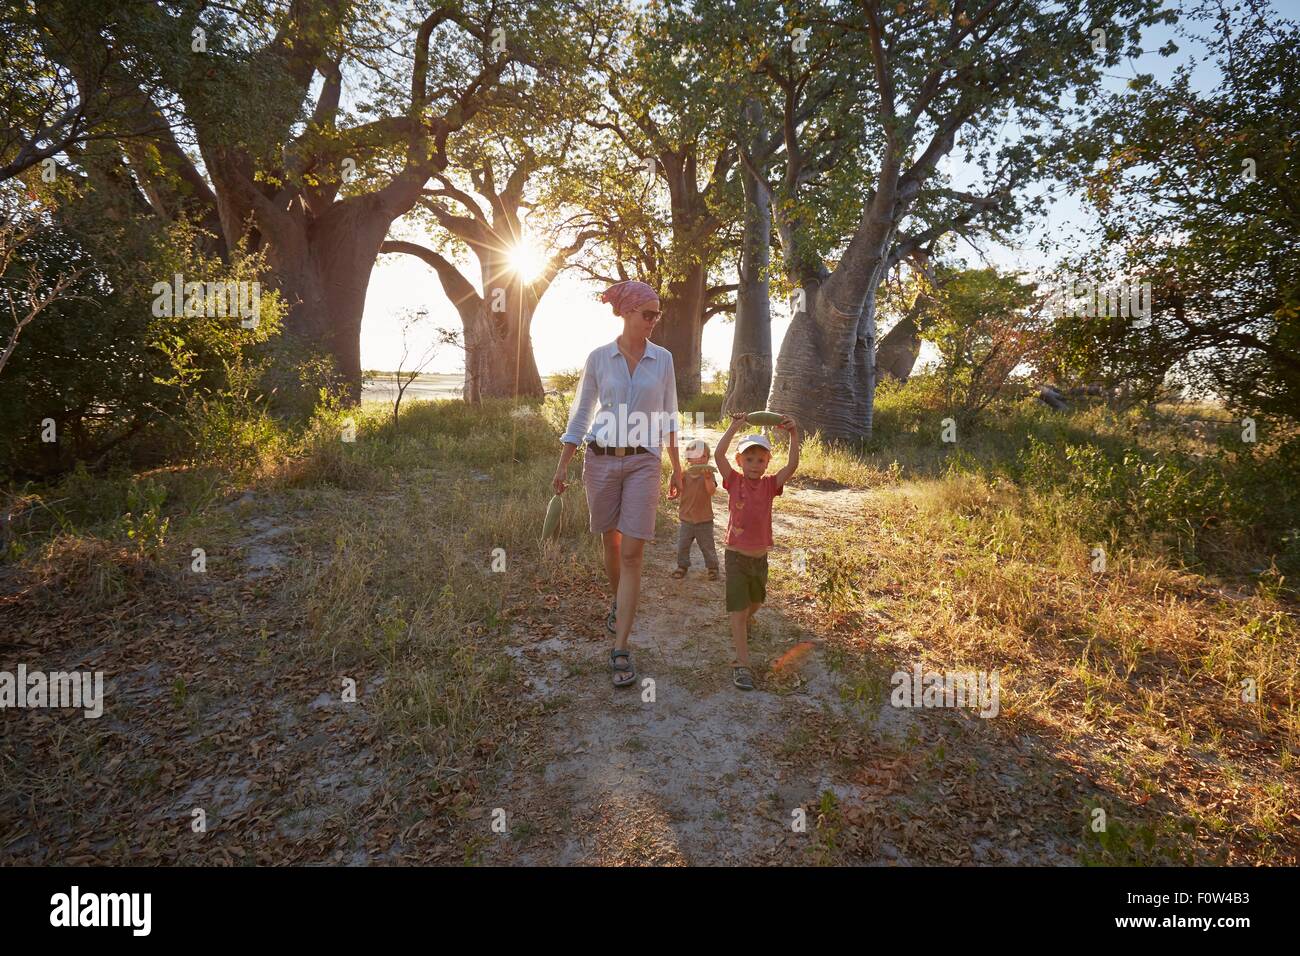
[781,452,1299,863]
[4,387,1296,865]
[0,398,590,863]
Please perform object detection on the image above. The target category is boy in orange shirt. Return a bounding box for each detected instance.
[715,413,799,690]
[673,438,719,580]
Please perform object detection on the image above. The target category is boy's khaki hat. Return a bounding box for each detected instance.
[736,434,772,455]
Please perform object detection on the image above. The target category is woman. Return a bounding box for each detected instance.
[553,280,683,687]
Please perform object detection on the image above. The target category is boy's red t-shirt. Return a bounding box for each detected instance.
[722,471,783,551]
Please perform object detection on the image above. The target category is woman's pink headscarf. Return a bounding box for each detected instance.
[600,279,659,316]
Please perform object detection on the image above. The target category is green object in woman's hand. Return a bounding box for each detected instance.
[541,493,564,540]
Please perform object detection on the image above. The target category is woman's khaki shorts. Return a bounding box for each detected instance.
[581,449,661,541]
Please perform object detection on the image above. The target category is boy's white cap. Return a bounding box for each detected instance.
[685,438,710,458]
[736,434,772,454]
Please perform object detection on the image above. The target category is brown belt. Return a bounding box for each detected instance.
[588,442,649,457]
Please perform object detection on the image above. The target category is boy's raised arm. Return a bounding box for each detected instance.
[714,414,745,480]
[774,416,800,487]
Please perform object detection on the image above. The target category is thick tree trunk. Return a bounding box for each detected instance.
[464,299,545,402]
[853,290,881,439]
[201,145,418,407]
[654,144,729,403]
[261,199,393,404]
[725,128,773,415]
[316,207,394,403]
[769,194,893,441]
[769,280,878,442]
[653,261,706,401]
[466,253,545,402]
[876,313,922,383]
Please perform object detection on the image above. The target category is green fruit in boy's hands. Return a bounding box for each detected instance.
[685,463,712,476]
[746,410,785,427]
[541,493,564,540]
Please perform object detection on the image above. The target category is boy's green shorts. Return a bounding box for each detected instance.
[724,549,768,612]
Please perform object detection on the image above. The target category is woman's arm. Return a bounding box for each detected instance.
[554,442,579,494]
[663,353,682,499]
[561,352,599,447]
[555,353,599,493]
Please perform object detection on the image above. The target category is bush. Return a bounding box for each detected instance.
[680,390,725,421]
[547,368,582,394]
[1016,432,1294,575]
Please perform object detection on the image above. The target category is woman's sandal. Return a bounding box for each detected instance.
[670,567,686,579]
[732,666,755,691]
[611,648,636,687]
[706,568,719,581]
[605,602,617,634]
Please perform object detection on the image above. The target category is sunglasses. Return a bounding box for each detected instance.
[639,308,662,320]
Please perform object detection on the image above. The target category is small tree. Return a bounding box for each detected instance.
[1066,4,1300,422]
[926,267,1046,426]
[389,308,441,428]
[0,188,83,377]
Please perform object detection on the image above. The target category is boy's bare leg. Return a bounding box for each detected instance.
[747,601,762,624]
[729,609,751,667]
[614,536,645,652]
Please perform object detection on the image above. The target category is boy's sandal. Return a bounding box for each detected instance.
[605,602,617,634]
[732,666,755,691]
[611,648,636,687]
[670,567,686,579]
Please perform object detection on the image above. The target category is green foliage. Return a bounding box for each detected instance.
[0,182,288,479]
[1080,799,1201,866]
[804,525,873,623]
[1062,5,1300,420]
[1015,427,1300,577]
[118,477,170,557]
[547,368,582,394]
[923,267,1046,423]
[679,390,724,420]
[1019,437,1225,546]
[824,374,1300,579]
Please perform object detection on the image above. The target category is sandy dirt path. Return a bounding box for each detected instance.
[483,422,900,864]
[478,423,1089,865]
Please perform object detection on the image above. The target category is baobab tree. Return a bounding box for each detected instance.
[34,0,580,403]
[576,1,741,400]
[380,63,605,402]
[380,152,599,402]
[762,0,1167,441]
[683,0,873,414]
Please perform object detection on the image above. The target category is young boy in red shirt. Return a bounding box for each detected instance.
[714,412,799,690]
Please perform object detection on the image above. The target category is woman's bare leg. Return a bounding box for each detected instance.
[602,529,622,597]
[613,536,645,652]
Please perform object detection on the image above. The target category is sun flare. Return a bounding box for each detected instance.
[507,240,546,281]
